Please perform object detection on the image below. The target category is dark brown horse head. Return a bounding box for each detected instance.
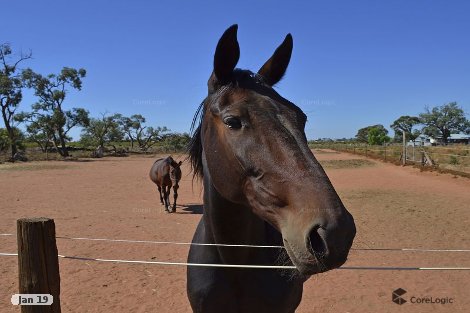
[168,157,182,182]
[189,25,355,276]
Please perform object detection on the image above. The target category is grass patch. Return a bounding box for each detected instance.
[0,163,72,172]
[319,159,376,169]
[313,149,340,154]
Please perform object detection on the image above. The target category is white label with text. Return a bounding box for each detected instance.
[11,294,53,305]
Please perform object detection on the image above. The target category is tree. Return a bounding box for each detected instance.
[367,127,390,145]
[0,43,32,160]
[356,124,388,143]
[118,114,169,151]
[0,128,10,153]
[390,116,421,143]
[136,126,169,151]
[1,127,25,154]
[15,111,54,153]
[159,132,191,152]
[80,113,123,150]
[21,67,90,156]
[117,114,144,149]
[419,102,470,145]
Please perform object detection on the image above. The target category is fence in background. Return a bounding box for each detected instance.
[309,143,470,175]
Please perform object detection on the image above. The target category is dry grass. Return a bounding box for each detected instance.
[0,163,72,171]
[312,149,340,154]
[318,159,376,169]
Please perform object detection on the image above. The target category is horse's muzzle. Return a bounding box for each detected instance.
[282,210,356,276]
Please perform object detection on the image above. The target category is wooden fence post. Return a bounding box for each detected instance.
[17,218,61,313]
[402,132,407,166]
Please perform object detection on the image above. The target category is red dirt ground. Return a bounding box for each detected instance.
[0,150,469,313]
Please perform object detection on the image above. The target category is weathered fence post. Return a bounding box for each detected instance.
[17,218,61,313]
[402,132,407,166]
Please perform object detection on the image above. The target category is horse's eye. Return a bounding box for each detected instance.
[224,117,242,129]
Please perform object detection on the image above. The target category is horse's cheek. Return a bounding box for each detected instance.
[202,150,246,205]
[243,181,283,230]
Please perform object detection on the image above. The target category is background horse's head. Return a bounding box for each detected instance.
[190,25,356,276]
[168,156,182,182]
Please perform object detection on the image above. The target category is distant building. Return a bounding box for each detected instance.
[407,135,436,146]
[409,133,470,146]
[447,133,470,144]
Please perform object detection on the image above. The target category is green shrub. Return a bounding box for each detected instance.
[449,156,459,165]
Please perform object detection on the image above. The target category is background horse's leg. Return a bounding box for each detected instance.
[165,185,172,212]
[162,185,170,212]
[157,185,163,204]
[172,185,179,213]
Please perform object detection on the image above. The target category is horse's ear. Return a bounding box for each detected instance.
[178,161,182,166]
[257,34,293,86]
[212,24,240,86]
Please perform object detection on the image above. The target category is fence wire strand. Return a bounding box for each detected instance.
[2,233,469,252]
[1,252,469,271]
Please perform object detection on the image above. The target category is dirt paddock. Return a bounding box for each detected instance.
[0,150,469,313]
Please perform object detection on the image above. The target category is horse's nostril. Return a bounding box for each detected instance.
[308,227,327,257]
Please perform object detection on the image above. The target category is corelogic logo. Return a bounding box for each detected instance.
[392,288,407,305]
[391,288,454,305]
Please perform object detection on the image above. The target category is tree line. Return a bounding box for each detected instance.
[353,102,470,145]
[0,44,188,161]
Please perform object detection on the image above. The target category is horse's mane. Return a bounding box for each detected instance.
[188,100,205,179]
[187,69,306,180]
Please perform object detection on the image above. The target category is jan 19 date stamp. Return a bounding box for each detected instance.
[11,294,53,305]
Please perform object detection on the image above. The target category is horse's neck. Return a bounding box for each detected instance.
[205,186,261,239]
[201,168,281,264]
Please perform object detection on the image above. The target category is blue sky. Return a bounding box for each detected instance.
[3,0,470,139]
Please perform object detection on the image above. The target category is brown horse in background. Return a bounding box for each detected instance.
[149,156,182,212]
